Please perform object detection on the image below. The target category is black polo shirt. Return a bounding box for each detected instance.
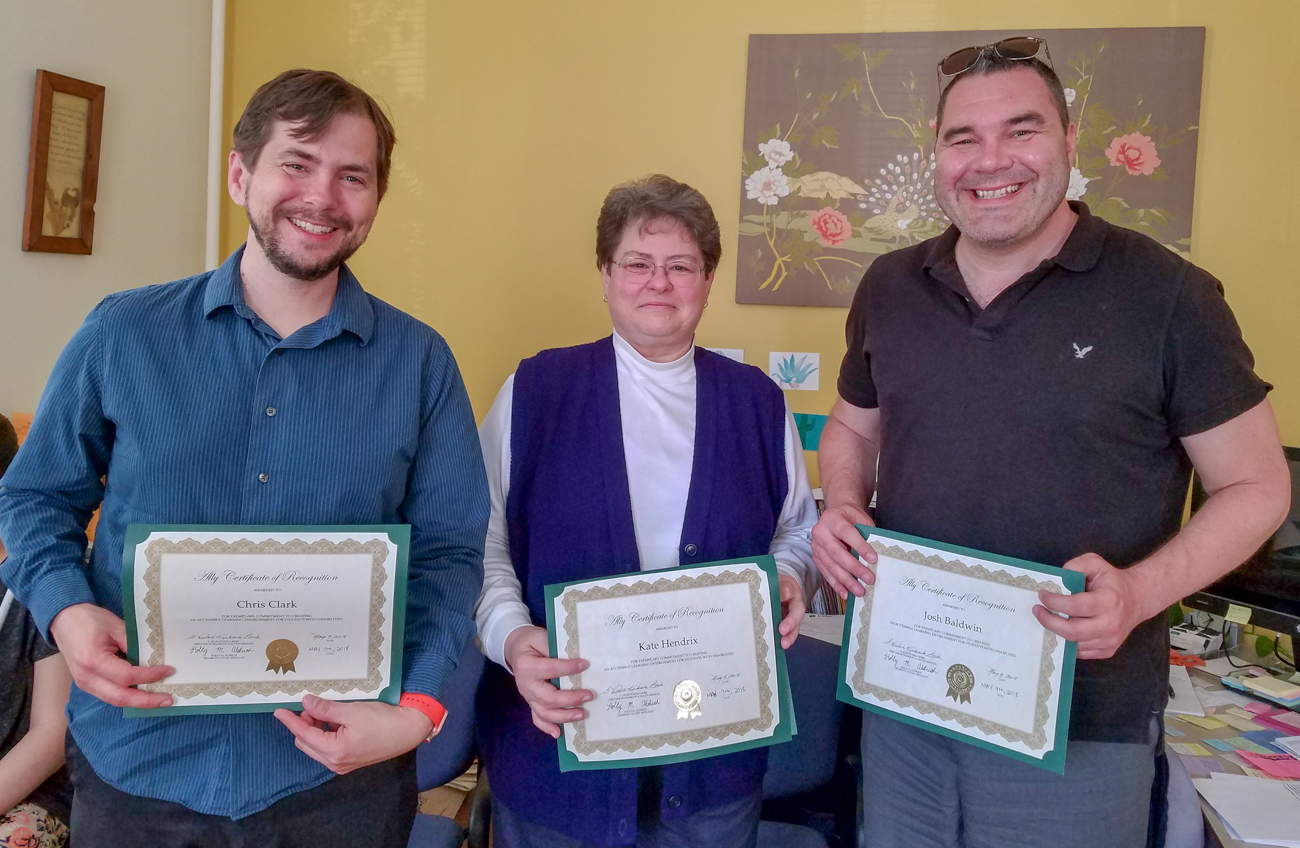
[838,201,1270,742]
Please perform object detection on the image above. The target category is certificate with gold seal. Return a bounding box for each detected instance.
[120,525,407,716]
[837,527,1083,773]
[545,556,794,771]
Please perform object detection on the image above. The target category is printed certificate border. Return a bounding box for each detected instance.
[545,556,793,772]
[835,527,1082,774]
[121,524,409,717]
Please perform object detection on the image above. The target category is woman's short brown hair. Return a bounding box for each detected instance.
[595,175,722,274]
[232,69,397,200]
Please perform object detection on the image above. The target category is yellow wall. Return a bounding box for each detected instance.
[222,1,1300,478]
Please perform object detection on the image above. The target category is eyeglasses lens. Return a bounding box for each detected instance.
[939,46,984,78]
[994,37,1043,60]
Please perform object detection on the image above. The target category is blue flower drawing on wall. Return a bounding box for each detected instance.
[771,354,819,390]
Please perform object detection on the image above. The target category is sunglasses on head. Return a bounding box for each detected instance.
[936,36,1053,89]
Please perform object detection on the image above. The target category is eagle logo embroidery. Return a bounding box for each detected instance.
[1073,343,1093,359]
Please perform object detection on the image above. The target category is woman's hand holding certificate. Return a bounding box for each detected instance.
[544,557,793,771]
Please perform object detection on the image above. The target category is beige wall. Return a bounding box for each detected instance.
[1,0,212,416]
[220,0,1300,480]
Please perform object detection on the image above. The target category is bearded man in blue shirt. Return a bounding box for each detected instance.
[0,70,489,846]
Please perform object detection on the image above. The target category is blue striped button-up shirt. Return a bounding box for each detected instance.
[0,247,489,818]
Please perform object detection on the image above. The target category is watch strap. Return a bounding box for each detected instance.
[399,692,448,742]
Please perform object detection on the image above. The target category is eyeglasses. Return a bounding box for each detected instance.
[936,36,1053,89]
[612,257,706,286]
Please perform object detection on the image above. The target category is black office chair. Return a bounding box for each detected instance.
[407,641,489,848]
[758,635,848,848]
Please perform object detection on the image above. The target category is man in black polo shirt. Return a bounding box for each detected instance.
[811,39,1291,848]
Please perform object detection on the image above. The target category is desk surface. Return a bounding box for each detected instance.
[1166,666,1300,848]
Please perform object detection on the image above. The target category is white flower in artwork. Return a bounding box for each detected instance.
[1066,168,1091,201]
[1064,88,1076,106]
[758,138,795,167]
[745,167,791,206]
[896,218,913,230]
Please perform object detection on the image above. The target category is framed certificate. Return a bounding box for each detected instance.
[545,556,794,772]
[121,525,408,717]
[837,527,1083,773]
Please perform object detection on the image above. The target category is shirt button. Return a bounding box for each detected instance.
[668,795,682,809]
[266,407,277,417]
[617,819,628,837]
[683,544,698,556]
[257,472,269,483]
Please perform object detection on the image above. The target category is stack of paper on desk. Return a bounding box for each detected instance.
[1165,664,1205,716]
[1193,773,1300,846]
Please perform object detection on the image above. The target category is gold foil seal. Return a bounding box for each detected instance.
[266,639,299,674]
[673,680,703,719]
[945,663,974,704]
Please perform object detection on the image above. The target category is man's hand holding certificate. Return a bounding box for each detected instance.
[544,557,793,771]
[837,527,1082,772]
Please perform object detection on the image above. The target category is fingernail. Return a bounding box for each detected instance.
[578,660,590,671]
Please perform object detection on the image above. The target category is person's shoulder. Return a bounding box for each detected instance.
[520,338,609,372]
[1092,217,1198,288]
[92,272,212,323]
[699,348,784,398]
[365,294,451,353]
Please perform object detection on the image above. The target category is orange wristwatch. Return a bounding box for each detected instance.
[399,692,448,742]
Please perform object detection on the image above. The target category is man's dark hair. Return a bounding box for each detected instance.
[232,69,397,200]
[936,54,1069,133]
[595,175,722,274]
[0,414,17,478]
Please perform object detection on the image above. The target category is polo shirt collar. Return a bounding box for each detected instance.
[922,200,1106,282]
[202,244,375,345]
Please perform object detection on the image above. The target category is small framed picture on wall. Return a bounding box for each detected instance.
[22,69,105,254]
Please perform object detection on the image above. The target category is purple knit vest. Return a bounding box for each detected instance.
[476,337,788,846]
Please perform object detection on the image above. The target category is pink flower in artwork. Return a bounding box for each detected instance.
[809,207,852,247]
[1105,132,1162,176]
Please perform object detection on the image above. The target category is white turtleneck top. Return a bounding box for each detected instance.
[474,332,818,669]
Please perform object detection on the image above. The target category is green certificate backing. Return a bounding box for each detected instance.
[835,526,1083,774]
[545,555,795,772]
[121,523,409,717]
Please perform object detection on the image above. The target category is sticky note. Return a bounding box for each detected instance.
[1178,755,1226,777]
[1163,725,1186,737]
[1169,743,1214,757]
[1204,738,1237,752]
[1244,701,1273,715]
[1218,714,1264,732]
[1224,736,1275,754]
[1224,604,1252,624]
[1238,751,1300,779]
[1178,715,1228,730]
[1226,707,1256,719]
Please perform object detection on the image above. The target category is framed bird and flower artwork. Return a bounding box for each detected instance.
[735,28,1205,307]
[23,70,105,255]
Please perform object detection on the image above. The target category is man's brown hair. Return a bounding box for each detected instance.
[232,69,397,200]
[595,175,722,274]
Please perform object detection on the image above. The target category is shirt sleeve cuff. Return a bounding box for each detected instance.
[481,608,535,671]
[26,570,97,642]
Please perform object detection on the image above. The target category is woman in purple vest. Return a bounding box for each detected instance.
[473,175,818,848]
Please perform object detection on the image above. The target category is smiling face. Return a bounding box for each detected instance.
[601,218,714,362]
[228,112,380,282]
[934,66,1076,248]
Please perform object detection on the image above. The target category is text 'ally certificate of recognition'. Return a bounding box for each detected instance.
[838,527,1082,772]
[122,525,408,716]
[546,556,793,771]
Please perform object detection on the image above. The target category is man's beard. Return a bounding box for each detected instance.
[247,207,361,282]
[935,159,1071,248]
